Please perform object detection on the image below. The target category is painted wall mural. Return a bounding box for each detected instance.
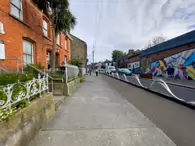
[150,49,195,80]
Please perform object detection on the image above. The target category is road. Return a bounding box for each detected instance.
[102,75,195,146]
[117,74,195,104]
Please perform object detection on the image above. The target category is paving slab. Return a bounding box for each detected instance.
[29,75,176,146]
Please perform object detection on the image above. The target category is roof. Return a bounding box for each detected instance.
[140,30,195,57]
[70,34,87,45]
[104,60,112,63]
[118,52,141,61]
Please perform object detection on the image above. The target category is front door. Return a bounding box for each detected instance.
[56,53,59,67]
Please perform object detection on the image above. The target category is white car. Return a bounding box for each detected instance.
[106,66,116,74]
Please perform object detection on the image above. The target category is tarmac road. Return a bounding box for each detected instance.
[102,75,195,146]
[118,75,195,104]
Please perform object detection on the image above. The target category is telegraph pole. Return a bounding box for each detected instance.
[92,50,95,64]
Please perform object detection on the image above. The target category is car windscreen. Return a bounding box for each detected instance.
[109,67,115,69]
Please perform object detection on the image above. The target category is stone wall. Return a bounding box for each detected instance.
[0,93,55,146]
[70,34,87,68]
[64,78,81,96]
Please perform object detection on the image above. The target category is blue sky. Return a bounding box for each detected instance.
[70,0,195,63]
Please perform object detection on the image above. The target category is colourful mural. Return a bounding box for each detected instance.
[151,49,195,80]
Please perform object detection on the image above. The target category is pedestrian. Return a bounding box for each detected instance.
[166,65,172,80]
[173,66,179,80]
[95,68,98,76]
[89,69,92,76]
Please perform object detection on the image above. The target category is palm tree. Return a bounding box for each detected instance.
[33,0,76,71]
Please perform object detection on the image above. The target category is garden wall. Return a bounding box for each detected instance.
[0,93,55,146]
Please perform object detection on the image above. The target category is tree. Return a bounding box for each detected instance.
[112,50,126,62]
[144,35,166,50]
[33,0,76,72]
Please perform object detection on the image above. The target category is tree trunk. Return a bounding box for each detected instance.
[51,28,56,72]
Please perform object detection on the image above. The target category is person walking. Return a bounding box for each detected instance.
[95,69,99,76]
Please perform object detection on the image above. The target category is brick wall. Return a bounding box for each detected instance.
[140,42,195,69]
[0,0,70,70]
[70,34,87,68]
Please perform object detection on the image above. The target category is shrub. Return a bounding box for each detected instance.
[24,63,44,77]
[0,73,34,86]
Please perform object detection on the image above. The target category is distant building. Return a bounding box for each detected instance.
[70,34,87,68]
[117,49,141,73]
[104,60,113,67]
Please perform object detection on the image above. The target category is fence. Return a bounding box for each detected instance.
[0,73,49,120]
[0,58,83,94]
[80,67,86,76]
[106,72,195,108]
[65,64,79,82]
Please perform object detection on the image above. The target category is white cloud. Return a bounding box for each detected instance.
[70,0,195,62]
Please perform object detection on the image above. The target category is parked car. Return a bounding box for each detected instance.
[118,68,132,76]
[106,66,116,74]
[98,68,105,73]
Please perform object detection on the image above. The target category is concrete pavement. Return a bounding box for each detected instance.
[29,75,176,146]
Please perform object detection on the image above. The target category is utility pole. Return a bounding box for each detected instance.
[92,50,95,64]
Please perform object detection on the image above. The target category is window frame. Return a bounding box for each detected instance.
[65,38,68,50]
[43,20,49,37]
[10,0,23,20]
[0,41,6,60]
[57,33,61,45]
[23,40,34,64]
[64,56,67,63]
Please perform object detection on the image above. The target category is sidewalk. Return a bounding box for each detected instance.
[29,75,176,146]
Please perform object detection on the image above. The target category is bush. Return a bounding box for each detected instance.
[70,59,83,67]
[24,63,44,77]
[0,73,34,86]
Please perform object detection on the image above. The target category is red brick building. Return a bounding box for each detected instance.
[0,0,71,71]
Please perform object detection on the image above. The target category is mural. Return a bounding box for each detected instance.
[151,49,195,80]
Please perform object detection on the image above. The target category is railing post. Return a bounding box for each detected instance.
[38,73,41,97]
[46,73,49,93]
[52,80,54,95]
[116,73,120,79]
[123,74,128,82]
[65,63,68,83]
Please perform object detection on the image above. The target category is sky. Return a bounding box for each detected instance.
[70,0,195,63]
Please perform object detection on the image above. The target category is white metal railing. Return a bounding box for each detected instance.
[0,73,49,120]
[107,72,195,106]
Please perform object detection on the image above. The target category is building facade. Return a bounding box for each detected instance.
[70,34,87,68]
[117,50,141,73]
[140,30,195,80]
[0,0,71,71]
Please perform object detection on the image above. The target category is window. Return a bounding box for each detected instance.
[43,20,48,37]
[57,33,60,45]
[10,0,23,20]
[64,56,67,63]
[46,51,51,63]
[0,41,5,59]
[23,40,34,64]
[0,22,5,34]
[65,39,68,50]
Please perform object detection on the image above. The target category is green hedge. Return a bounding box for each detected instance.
[0,73,34,86]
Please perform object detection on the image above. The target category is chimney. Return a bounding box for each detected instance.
[128,49,134,55]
